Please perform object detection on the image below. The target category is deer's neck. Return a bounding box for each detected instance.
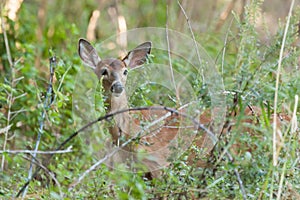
[107,92,133,147]
[109,92,129,112]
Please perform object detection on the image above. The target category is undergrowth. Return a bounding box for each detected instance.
[0,0,299,199]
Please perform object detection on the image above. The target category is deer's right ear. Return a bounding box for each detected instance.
[78,38,101,69]
[122,41,152,69]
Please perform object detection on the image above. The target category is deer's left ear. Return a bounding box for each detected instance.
[122,42,152,68]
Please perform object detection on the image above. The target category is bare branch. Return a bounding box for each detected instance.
[0,148,72,154]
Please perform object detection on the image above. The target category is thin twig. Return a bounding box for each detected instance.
[177,1,203,81]
[57,64,72,93]
[53,63,72,104]
[221,18,234,75]
[10,108,27,120]
[166,5,177,99]
[13,92,27,100]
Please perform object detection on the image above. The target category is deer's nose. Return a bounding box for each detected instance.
[111,82,123,94]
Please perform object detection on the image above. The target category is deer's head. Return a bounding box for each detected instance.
[78,39,151,97]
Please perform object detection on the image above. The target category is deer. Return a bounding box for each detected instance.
[78,38,194,178]
[78,38,292,179]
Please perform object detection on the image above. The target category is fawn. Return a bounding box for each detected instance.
[78,38,291,178]
[78,39,195,178]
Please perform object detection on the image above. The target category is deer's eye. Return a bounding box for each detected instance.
[101,68,108,76]
[123,69,128,76]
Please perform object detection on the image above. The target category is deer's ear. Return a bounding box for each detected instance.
[78,38,101,69]
[122,41,151,68]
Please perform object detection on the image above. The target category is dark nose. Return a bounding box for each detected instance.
[111,82,123,94]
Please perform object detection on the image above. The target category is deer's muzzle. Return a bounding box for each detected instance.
[111,82,124,95]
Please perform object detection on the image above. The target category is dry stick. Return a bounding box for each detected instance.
[22,56,56,198]
[0,148,72,154]
[16,106,216,197]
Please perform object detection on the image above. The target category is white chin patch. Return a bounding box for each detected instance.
[112,92,122,97]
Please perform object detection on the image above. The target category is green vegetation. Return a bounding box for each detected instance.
[1,0,299,199]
